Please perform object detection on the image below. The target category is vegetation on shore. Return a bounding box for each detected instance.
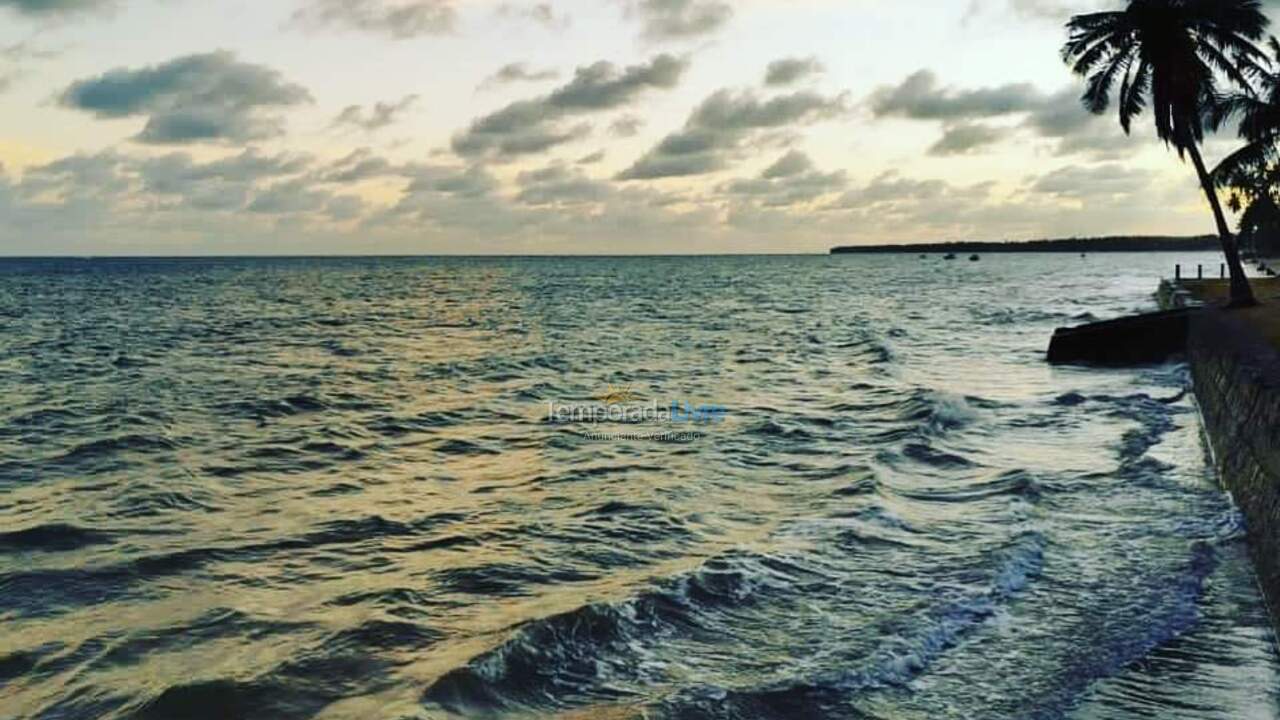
[1215,38,1280,260]
[1062,0,1269,307]
[837,2,1280,278]
[830,236,1219,254]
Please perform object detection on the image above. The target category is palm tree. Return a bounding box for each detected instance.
[1063,0,1269,307]
[1214,37,1280,263]
[1214,37,1280,180]
[1225,162,1280,259]
[1238,191,1280,259]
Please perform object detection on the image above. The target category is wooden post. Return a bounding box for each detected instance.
[1221,264,1226,279]
[1198,264,1203,280]
[1176,264,1181,281]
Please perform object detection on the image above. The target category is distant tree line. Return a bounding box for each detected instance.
[830,236,1220,254]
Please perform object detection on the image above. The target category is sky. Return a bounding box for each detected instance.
[1,0,1278,255]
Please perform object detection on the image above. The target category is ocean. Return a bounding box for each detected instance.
[1,253,1277,719]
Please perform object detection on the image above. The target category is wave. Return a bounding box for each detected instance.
[422,532,1045,718]
[889,469,1044,505]
[0,523,114,553]
[0,513,468,619]
[221,395,331,420]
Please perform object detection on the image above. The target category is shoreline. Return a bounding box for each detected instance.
[832,236,1219,255]
[1157,282,1280,637]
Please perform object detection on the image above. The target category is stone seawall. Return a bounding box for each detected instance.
[1187,308,1280,632]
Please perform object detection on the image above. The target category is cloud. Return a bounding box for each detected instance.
[1029,163,1152,201]
[140,149,310,185]
[138,150,312,211]
[871,70,1138,159]
[722,150,845,207]
[2,38,61,63]
[59,51,312,145]
[761,148,811,178]
[248,178,332,214]
[290,0,457,39]
[818,171,1019,242]
[577,150,606,164]
[332,94,418,132]
[549,54,686,109]
[480,62,559,89]
[325,194,365,221]
[0,38,62,93]
[764,57,824,87]
[19,149,134,201]
[373,163,524,235]
[407,163,498,198]
[315,147,404,183]
[515,164,613,206]
[15,145,373,224]
[928,122,1009,156]
[619,88,848,180]
[609,114,645,137]
[625,0,732,41]
[0,0,110,17]
[1024,87,1140,159]
[963,0,1109,24]
[830,172,954,210]
[453,53,688,159]
[495,2,570,29]
[871,70,1041,121]
[0,144,726,253]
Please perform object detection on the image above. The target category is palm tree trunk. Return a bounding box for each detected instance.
[1187,142,1257,307]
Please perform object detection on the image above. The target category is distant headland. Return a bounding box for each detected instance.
[830,236,1219,255]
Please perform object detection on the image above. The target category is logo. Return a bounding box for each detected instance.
[547,384,729,428]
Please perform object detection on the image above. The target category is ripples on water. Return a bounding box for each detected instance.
[0,254,1276,720]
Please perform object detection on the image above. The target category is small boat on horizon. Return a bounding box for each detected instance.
[969,254,980,262]
[944,253,957,260]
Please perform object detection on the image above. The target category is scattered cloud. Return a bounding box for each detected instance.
[290,0,457,39]
[415,163,498,198]
[0,38,62,93]
[928,122,1009,156]
[0,0,111,17]
[722,150,845,207]
[871,69,1137,159]
[18,149,133,201]
[316,147,405,183]
[1029,163,1152,201]
[0,0,1223,253]
[1024,87,1140,159]
[139,149,312,211]
[325,194,365,221]
[764,57,824,87]
[2,38,61,62]
[248,178,332,214]
[59,51,312,145]
[624,0,733,42]
[830,171,966,211]
[515,164,613,206]
[332,94,419,132]
[496,2,570,30]
[963,0,1108,24]
[871,70,1041,121]
[619,88,849,179]
[454,53,688,159]
[609,114,645,137]
[479,62,559,90]
[761,148,811,178]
